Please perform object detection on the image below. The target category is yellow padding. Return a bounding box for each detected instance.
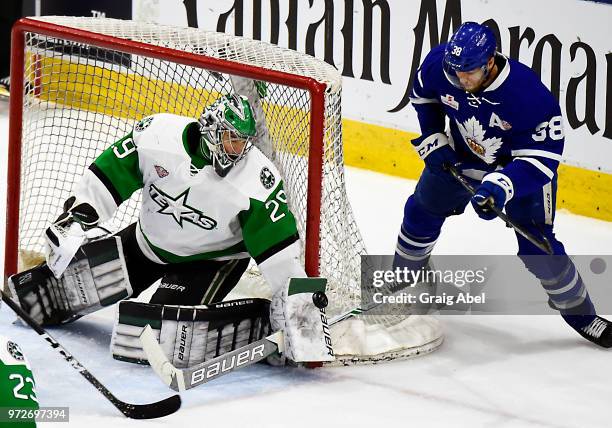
[342,118,612,222]
[343,118,424,179]
[31,54,611,221]
[557,165,612,220]
[32,55,311,156]
[34,56,219,120]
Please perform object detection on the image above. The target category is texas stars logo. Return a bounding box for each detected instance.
[149,184,217,230]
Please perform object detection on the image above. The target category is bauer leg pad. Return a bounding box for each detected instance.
[111,298,271,366]
[7,236,132,325]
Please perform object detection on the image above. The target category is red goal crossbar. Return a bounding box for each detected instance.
[5,17,327,280]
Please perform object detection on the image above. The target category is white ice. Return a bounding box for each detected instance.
[0,101,611,428]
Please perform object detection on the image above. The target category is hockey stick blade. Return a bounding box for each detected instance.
[141,325,283,391]
[444,163,553,255]
[142,303,384,392]
[1,291,181,419]
[108,392,181,420]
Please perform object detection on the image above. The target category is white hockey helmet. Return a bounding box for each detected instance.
[198,94,257,177]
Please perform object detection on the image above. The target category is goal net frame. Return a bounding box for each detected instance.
[5,17,328,281]
[5,17,443,364]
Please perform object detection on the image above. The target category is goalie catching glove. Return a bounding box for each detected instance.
[270,277,334,363]
[45,196,102,278]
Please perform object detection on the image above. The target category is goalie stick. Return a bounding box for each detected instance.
[141,326,284,391]
[444,163,553,255]
[1,290,181,419]
[141,294,383,392]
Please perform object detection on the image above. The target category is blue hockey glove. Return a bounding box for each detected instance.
[471,173,515,221]
[411,132,457,175]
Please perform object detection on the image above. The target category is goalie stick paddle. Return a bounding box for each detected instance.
[444,163,554,255]
[141,325,284,392]
[1,291,181,419]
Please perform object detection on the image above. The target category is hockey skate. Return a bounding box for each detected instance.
[574,316,612,348]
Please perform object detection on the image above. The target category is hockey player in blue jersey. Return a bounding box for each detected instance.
[396,21,612,347]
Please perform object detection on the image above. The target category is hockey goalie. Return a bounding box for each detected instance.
[8,93,334,370]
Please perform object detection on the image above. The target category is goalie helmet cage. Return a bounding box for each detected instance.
[5,16,442,364]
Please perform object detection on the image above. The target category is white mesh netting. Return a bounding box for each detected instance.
[14,16,442,361]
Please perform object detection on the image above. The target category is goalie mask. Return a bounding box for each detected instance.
[198,94,257,177]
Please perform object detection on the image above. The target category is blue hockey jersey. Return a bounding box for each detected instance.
[410,44,564,198]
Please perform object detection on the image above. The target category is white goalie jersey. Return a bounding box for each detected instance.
[73,113,302,279]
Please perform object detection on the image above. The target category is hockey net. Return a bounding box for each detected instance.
[6,16,442,364]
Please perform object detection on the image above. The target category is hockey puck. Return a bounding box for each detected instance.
[312,291,328,309]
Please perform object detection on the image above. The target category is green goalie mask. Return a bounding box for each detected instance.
[198,94,257,177]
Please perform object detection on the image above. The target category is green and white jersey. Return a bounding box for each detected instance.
[75,113,299,265]
[0,336,38,427]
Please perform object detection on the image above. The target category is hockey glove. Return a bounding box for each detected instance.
[54,196,100,230]
[8,236,131,325]
[270,278,334,363]
[471,173,514,220]
[411,132,458,175]
[46,197,101,277]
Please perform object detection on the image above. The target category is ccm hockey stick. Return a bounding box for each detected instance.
[1,290,181,419]
[444,163,553,255]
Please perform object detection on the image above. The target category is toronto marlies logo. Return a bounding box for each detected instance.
[260,167,275,189]
[7,341,24,361]
[149,184,217,230]
[456,117,503,164]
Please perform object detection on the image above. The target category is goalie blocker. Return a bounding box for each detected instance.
[7,236,132,325]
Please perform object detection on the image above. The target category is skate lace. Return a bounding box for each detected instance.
[582,318,607,339]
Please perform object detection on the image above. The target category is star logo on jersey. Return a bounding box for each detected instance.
[7,341,24,361]
[149,184,217,230]
[456,117,503,164]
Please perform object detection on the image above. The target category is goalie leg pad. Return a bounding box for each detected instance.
[7,236,132,325]
[111,298,271,367]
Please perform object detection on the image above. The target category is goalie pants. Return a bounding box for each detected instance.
[395,167,596,326]
[116,223,250,305]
